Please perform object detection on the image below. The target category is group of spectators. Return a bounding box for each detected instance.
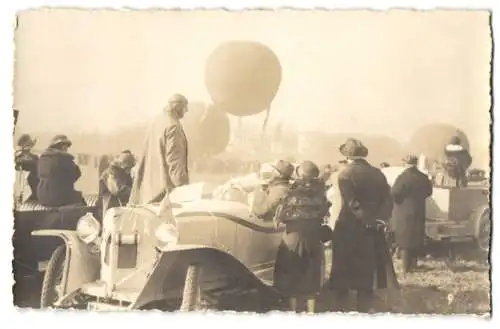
[14,91,477,314]
[15,133,137,221]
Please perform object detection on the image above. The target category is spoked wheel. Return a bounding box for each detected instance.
[477,210,491,254]
[40,245,66,308]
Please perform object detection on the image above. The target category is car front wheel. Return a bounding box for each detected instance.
[40,245,66,308]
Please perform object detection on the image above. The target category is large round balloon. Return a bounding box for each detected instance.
[205,41,282,117]
[182,102,231,159]
[408,124,470,161]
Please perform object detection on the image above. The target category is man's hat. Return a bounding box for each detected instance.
[403,154,418,165]
[17,134,37,149]
[50,134,72,148]
[339,138,368,158]
[296,160,320,179]
[272,159,294,179]
[168,93,188,105]
[259,159,294,183]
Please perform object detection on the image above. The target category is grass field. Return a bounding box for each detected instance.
[315,244,491,315]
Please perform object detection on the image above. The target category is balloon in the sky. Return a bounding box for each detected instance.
[183,102,231,158]
[408,124,470,161]
[204,41,282,117]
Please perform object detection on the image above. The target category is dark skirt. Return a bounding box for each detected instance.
[274,225,323,297]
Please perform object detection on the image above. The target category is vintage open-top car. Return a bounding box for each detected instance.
[33,182,329,311]
[13,193,99,275]
[13,192,99,306]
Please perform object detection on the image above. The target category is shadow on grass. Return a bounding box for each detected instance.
[423,240,489,263]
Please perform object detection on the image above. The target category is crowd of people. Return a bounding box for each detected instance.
[14,92,476,313]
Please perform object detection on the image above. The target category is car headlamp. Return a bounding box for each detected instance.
[155,223,179,251]
[76,213,101,245]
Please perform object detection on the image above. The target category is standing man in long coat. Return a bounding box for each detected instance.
[128,94,190,205]
[391,154,433,274]
[329,138,399,312]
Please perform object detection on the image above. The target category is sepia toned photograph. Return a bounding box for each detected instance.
[11,8,491,315]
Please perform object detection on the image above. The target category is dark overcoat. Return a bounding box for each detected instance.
[37,148,84,207]
[390,166,433,250]
[98,164,133,219]
[128,113,189,205]
[329,159,399,292]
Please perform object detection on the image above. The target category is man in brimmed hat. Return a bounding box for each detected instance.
[37,134,85,207]
[98,150,136,219]
[391,153,433,274]
[15,134,40,202]
[129,94,190,205]
[328,138,398,312]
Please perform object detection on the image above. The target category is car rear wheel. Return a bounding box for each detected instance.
[477,210,491,253]
[40,245,66,308]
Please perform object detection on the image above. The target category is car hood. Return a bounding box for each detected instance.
[141,198,251,221]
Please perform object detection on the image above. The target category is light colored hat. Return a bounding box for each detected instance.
[258,160,293,183]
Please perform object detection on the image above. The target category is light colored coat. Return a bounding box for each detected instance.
[128,113,189,205]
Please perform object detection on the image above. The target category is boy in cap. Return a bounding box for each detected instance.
[98,150,136,219]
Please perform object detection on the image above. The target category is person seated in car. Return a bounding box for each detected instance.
[98,150,136,219]
[213,161,289,204]
[273,160,331,313]
[14,134,40,202]
[250,160,294,222]
[443,136,473,187]
[37,135,86,207]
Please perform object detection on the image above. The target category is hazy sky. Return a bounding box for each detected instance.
[14,9,491,148]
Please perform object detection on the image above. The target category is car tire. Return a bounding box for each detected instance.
[476,210,491,254]
[40,245,66,308]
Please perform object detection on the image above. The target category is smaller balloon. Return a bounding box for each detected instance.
[183,103,231,159]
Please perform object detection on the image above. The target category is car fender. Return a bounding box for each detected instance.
[131,244,272,309]
[31,229,100,296]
